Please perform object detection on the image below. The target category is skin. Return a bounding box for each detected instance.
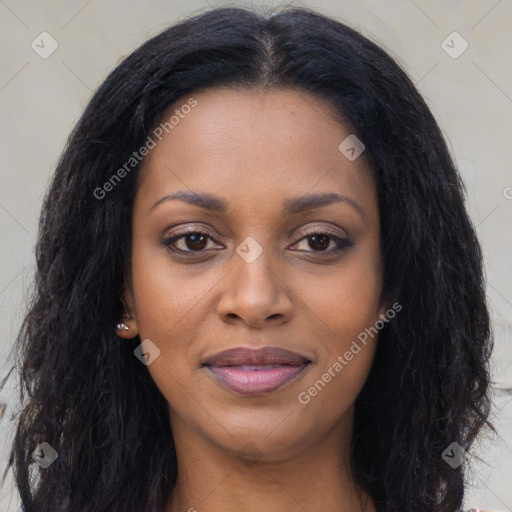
[117,87,386,512]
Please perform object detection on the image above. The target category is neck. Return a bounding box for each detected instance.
[165,415,376,512]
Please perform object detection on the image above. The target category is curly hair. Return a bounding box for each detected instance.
[2,5,494,512]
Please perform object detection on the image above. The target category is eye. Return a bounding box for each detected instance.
[161,228,352,258]
[162,230,221,254]
[290,231,352,255]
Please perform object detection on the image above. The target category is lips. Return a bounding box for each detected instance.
[202,346,311,395]
[203,346,310,366]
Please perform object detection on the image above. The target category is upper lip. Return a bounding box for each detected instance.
[203,346,311,367]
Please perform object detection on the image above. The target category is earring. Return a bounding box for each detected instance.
[116,311,133,331]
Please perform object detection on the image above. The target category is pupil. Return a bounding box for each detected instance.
[309,234,329,251]
[186,234,206,250]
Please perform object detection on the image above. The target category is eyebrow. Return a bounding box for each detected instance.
[148,190,367,221]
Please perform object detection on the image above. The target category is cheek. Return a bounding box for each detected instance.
[293,252,382,405]
[300,253,383,338]
[129,248,195,385]
[130,241,213,338]
[296,304,379,426]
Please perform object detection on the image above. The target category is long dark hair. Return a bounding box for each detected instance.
[2,5,493,512]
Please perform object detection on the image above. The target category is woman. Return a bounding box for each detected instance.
[2,5,494,512]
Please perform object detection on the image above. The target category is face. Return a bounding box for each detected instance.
[120,87,386,463]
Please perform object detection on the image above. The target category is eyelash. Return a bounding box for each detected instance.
[161,227,352,258]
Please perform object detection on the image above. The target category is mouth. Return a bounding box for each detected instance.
[202,346,312,396]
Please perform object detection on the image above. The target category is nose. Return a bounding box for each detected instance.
[217,245,294,329]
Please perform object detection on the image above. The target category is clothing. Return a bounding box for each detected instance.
[377,508,490,512]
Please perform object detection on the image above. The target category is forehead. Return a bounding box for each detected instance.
[135,87,376,218]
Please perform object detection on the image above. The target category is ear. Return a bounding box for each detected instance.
[115,283,139,339]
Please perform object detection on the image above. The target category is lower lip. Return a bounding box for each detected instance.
[206,364,310,395]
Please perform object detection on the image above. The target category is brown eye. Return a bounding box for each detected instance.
[182,233,208,251]
[162,231,216,253]
[292,232,351,255]
[307,234,331,251]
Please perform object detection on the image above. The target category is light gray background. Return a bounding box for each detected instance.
[0,1,511,511]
